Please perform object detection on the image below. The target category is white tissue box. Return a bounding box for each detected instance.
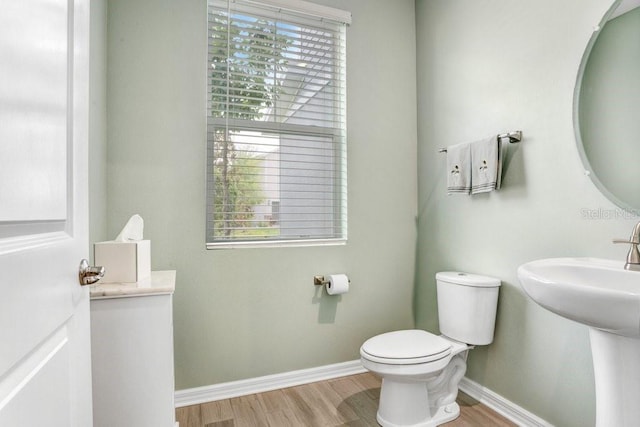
[94,240,151,283]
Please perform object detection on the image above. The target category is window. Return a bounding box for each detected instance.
[206,0,350,248]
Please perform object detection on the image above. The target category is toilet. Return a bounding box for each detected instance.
[360,272,501,427]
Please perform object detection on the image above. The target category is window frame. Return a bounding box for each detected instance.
[206,0,350,249]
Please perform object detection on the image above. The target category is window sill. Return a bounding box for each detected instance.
[206,238,347,250]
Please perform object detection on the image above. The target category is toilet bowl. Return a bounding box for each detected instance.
[361,330,469,426]
[360,272,501,427]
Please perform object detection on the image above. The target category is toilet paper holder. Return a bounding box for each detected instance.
[313,275,351,286]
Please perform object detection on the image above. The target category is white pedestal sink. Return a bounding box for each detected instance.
[518,257,640,426]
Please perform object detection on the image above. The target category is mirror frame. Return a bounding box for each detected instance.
[573,0,638,212]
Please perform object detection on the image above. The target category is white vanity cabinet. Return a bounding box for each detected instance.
[90,271,176,427]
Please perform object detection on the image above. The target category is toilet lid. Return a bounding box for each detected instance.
[360,330,452,365]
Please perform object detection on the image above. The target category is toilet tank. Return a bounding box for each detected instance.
[436,272,501,346]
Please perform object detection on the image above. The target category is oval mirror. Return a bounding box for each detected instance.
[575,0,640,212]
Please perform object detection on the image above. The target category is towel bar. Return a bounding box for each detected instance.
[438,130,523,153]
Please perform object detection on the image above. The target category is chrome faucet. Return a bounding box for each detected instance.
[613,222,640,271]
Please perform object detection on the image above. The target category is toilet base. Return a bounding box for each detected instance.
[368,349,468,427]
[377,402,460,427]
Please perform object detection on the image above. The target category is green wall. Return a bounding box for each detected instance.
[105,0,418,389]
[89,0,107,247]
[415,1,631,426]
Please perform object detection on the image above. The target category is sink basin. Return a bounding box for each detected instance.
[517,257,640,336]
[518,257,640,426]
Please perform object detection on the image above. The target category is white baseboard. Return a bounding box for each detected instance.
[175,360,552,427]
[459,377,554,427]
[174,360,367,408]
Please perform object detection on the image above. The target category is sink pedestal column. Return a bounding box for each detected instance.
[589,328,640,427]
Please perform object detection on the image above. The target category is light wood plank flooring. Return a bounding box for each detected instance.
[176,373,516,427]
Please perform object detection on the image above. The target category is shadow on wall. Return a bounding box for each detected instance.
[502,143,525,190]
[465,280,530,385]
[313,285,343,324]
[412,157,446,331]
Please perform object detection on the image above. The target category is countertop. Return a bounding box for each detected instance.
[89,270,176,300]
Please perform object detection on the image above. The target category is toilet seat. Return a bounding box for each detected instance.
[360,329,452,365]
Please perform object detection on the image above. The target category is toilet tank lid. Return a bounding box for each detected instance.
[436,271,501,287]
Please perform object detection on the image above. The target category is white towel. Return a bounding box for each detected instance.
[446,142,472,195]
[471,136,499,194]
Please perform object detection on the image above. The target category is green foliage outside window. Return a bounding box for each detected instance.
[209,13,291,237]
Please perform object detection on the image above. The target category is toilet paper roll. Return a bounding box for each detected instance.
[326,274,349,295]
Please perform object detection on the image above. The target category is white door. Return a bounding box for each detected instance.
[0,0,93,426]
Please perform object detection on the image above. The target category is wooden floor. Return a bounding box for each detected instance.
[176,373,516,427]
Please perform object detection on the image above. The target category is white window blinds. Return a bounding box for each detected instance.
[206,0,349,248]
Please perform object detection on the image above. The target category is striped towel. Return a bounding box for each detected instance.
[447,142,472,195]
[471,136,500,194]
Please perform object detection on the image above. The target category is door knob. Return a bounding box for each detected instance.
[79,259,105,286]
